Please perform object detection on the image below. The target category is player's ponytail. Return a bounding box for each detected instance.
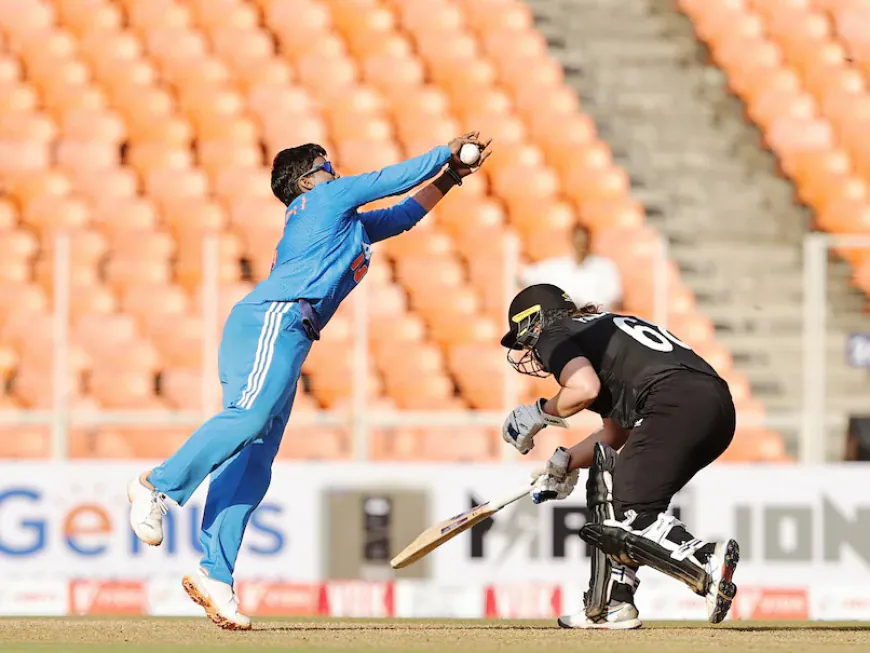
[574,303,601,317]
[541,303,600,327]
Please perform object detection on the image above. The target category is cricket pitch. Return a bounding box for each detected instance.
[2,618,870,653]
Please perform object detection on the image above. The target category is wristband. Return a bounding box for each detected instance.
[444,166,463,186]
[433,173,457,195]
[536,398,568,428]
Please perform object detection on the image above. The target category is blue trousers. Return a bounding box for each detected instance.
[148,301,311,585]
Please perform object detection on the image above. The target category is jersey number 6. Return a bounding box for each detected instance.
[614,316,691,353]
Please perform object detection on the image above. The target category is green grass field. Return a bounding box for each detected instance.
[2,618,870,653]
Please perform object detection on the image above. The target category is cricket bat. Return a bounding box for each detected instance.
[390,484,530,570]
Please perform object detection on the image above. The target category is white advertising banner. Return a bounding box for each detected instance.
[0,462,320,581]
[690,466,870,585]
[2,462,870,619]
[0,579,68,616]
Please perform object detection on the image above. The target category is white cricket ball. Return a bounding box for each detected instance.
[459,142,481,166]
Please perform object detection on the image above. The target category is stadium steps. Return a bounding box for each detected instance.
[527,0,870,458]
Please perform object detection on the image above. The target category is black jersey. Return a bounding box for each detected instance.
[533,312,723,429]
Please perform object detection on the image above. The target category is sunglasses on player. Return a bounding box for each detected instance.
[299,160,336,180]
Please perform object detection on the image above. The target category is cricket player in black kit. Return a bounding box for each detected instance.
[499,283,740,629]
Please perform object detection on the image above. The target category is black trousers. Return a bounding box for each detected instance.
[612,371,736,520]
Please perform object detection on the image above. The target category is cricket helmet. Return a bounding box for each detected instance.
[501,284,576,377]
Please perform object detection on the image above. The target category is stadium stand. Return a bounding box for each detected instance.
[0,0,785,461]
[676,0,870,460]
[528,0,870,460]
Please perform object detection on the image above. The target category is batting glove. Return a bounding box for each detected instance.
[530,447,579,504]
[502,399,567,455]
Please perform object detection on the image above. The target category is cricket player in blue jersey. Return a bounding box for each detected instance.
[127,133,492,629]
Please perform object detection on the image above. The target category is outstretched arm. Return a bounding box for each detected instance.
[358,171,466,242]
[328,146,452,213]
[357,135,493,242]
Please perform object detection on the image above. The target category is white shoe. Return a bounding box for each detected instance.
[126,473,167,546]
[705,539,739,624]
[182,569,252,631]
[558,601,642,630]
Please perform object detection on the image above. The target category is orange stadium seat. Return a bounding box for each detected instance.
[160,367,212,410]
[455,0,534,33]
[0,226,38,262]
[112,82,174,126]
[163,57,234,94]
[22,195,90,236]
[36,226,107,273]
[327,82,387,115]
[0,198,17,230]
[369,313,425,357]
[126,0,192,33]
[0,140,51,174]
[389,84,451,119]
[0,81,40,116]
[260,112,330,157]
[367,283,408,316]
[388,374,467,410]
[147,314,205,369]
[279,427,349,460]
[376,342,446,382]
[121,283,190,328]
[0,345,17,385]
[91,197,158,235]
[74,167,140,203]
[336,139,402,174]
[296,52,359,98]
[56,0,123,34]
[104,257,172,292]
[419,427,498,462]
[209,26,274,68]
[12,363,86,409]
[176,234,242,290]
[0,0,779,461]
[247,82,317,120]
[145,167,210,202]
[0,112,57,143]
[79,31,145,78]
[419,285,481,336]
[0,427,52,459]
[447,344,515,410]
[264,0,335,56]
[0,54,23,84]
[190,281,255,326]
[0,282,47,323]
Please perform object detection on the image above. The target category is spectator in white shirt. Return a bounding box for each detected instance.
[520,223,623,310]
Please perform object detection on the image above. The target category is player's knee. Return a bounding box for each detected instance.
[249,437,281,467]
[223,404,273,443]
[614,500,670,524]
[618,511,696,549]
[620,510,659,530]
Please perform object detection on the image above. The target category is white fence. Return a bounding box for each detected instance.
[0,232,849,461]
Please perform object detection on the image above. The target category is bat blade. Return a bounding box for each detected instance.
[390,485,529,570]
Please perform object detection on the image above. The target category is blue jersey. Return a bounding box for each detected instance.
[242,145,452,325]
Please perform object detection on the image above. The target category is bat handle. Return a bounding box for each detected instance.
[490,484,532,511]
